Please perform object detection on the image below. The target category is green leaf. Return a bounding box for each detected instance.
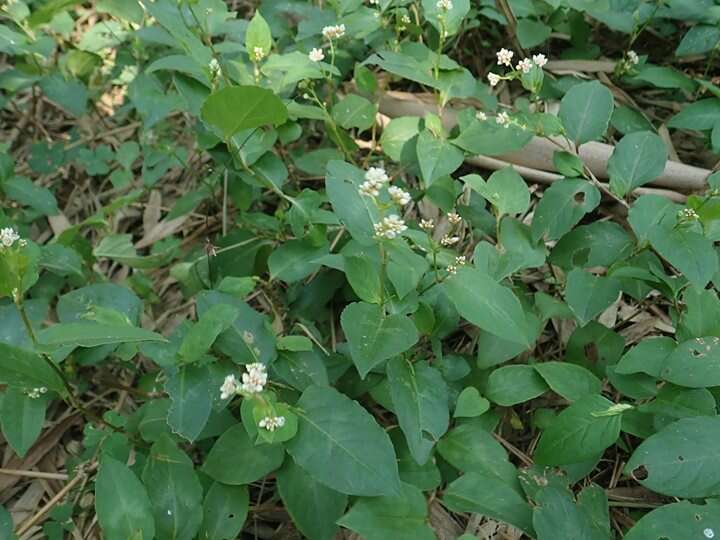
[268,239,327,283]
[337,482,436,540]
[559,81,614,145]
[668,98,720,131]
[516,18,551,48]
[534,362,602,402]
[1,387,46,457]
[0,505,15,540]
[93,234,175,269]
[38,322,166,348]
[421,0,470,36]
[332,95,377,132]
[199,483,249,540]
[553,151,585,177]
[340,302,418,378]
[276,335,313,352]
[462,167,530,216]
[443,471,534,535]
[203,424,285,484]
[276,460,347,540]
[533,486,610,540]
[534,395,622,466]
[286,385,402,496]
[245,11,272,58]
[676,25,720,56]
[416,130,464,185]
[658,337,720,387]
[615,336,675,377]
[179,304,239,364]
[201,86,288,140]
[564,269,621,326]
[387,358,449,465]
[28,0,81,26]
[624,500,720,540]
[344,255,382,304]
[454,387,490,418]
[326,160,380,245]
[0,343,65,394]
[2,175,59,215]
[141,435,203,540]
[648,225,718,290]
[165,364,213,442]
[95,456,155,540]
[485,365,548,406]
[437,421,518,480]
[607,131,667,197]
[531,179,601,242]
[626,416,720,497]
[443,266,531,347]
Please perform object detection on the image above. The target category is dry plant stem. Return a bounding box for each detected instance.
[0,469,69,481]
[16,462,98,536]
[378,91,710,193]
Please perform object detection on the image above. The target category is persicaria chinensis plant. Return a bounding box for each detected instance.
[3,0,720,538]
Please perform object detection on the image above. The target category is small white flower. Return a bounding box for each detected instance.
[27,387,46,399]
[455,255,466,266]
[705,529,715,540]
[209,58,221,75]
[532,53,548,67]
[388,186,411,206]
[365,166,389,185]
[220,375,239,400]
[496,48,514,66]
[401,14,411,24]
[419,219,435,231]
[516,58,533,73]
[446,265,457,275]
[241,362,268,394]
[259,415,286,432]
[253,46,265,61]
[447,212,462,225]
[627,50,639,65]
[374,215,407,239]
[440,235,460,246]
[487,72,501,87]
[322,24,346,40]
[0,227,20,248]
[242,330,255,345]
[436,0,453,11]
[369,0,380,4]
[475,111,487,121]
[679,208,699,221]
[308,48,325,62]
[496,111,511,127]
[359,180,380,198]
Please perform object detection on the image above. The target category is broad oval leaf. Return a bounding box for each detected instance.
[624,500,720,540]
[286,385,402,496]
[625,416,720,497]
[199,483,249,540]
[534,394,622,466]
[559,81,614,145]
[340,302,418,378]
[95,456,155,540]
[443,266,531,347]
[607,131,667,197]
[201,86,288,140]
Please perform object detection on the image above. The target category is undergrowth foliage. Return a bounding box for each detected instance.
[3,0,720,539]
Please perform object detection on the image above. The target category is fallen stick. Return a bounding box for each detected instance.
[378,91,710,194]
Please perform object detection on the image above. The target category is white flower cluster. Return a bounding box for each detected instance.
[374,215,407,239]
[219,362,268,399]
[388,186,411,206]
[436,0,453,11]
[446,255,467,275]
[1,227,25,249]
[259,415,286,431]
[496,111,511,127]
[309,48,325,62]
[419,219,434,231]
[27,387,47,399]
[253,47,265,61]
[447,211,462,225]
[440,234,460,246]
[678,208,699,221]
[322,24,346,40]
[488,52,547,86]
[209,58,221,76]
[627,50,639,65]
[359,166,390,197]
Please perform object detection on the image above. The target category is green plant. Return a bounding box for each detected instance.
[3,0,720,538]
